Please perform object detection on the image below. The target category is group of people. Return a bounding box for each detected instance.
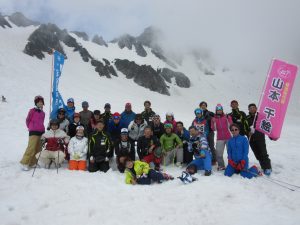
[20,95,273,185]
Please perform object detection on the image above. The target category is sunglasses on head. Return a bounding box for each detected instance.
[230,128,239,132]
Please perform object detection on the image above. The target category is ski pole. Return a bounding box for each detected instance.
[264,177,300,189]
[56,149,59,174]
[32,142,45,177]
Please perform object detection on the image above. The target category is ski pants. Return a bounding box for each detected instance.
[37,150,65,166]
[224,164,259,179]
[163,148,183,166]
[20,135,42,166]
[69,160,86,171]
[136,169,164,185]
[187,151,212,172]
[215,140,228,168]
[250,139,271,170]
[88,161,110,173]
[183,143,193,164]
[207,131,216,162]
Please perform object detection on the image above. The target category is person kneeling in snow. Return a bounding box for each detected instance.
[124,157,173,185]
[224,123,260,179]
[185,126,212,176]
[88,120,113,173]
[68,126,88,171]
[38,119,70,168]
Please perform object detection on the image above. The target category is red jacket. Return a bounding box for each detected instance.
[42,129,70,151]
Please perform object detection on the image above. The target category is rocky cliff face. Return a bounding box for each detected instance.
[8,12,40,27]
[0,13,12,28]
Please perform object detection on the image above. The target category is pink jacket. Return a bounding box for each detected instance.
[211,114,232,140]
[26,108,45,133]
[164,119,177,133]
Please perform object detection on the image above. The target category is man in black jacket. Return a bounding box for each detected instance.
[247,103,272,176]
[88,120,113,172]
[199,101,216,164]
[228,100,249,136]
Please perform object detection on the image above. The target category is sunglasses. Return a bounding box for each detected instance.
[113,116,120,119]
[230,128,239,132]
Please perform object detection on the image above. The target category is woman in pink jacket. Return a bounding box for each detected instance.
[20,96,45,171]
[164,112,177,133]
[211,104,233,170]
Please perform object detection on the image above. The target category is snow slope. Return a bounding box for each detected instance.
[0,25,300,225]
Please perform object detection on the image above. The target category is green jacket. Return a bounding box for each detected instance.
[160,133,183,153]
[125,160,150,184]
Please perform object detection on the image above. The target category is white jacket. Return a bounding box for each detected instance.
[128,120,148,141]
[68,136,88,161]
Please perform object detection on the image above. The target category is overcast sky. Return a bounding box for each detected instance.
[0,0,299,70]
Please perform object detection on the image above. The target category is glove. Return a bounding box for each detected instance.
[57,139,64,144]
[73,153,80,160]
[105,157,109,162]
[228,159,237,169]
[199,150,206,158]
[250,126,255,134]
[192,142,198,149]
[141,173,148,178]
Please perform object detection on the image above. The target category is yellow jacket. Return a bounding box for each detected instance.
[125,160,150,184]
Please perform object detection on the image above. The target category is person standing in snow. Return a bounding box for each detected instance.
[247,103,272,176]
[184,126,212,176]
[176,121,192,164]
[191,108,209,137]
[141,100,155,124]
[211,104,233,171]
[120,103,136,128]
[137,126,162,171]
[88,120,113,173]
[164,112,177,133]
[68,126,88,171]
[123,157,173,185]
[115,128,136,172]
[101,103,112,131]
[224,123,260,179]
[20,96,45,171]
[79,101,93,131]
[199,101,217,165]
[68,113,83,138]
[108,112,126,144]
[38,119,70,168]
[149,114,165,139]
[128,113,148,151]
[160,123,183,166]
[65,98,76,123]
[228,100,249,136]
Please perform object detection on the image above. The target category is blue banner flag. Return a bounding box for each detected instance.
[50,51,65,119]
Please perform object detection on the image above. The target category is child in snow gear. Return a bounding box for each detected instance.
[88,120,113,173]
[224,123,260,179]
[164,112,177,133]
[160,123,183,166]
[149,114,165,139]
[65,98,75,123]
[68,126,88,170]
[141,100,156,123]
[20,95,45,171]
[199,101,217,165]
[185,126,212,176]
[120,103,136,128]
[68,113,83,138]
[137,126,162,171]
[115,128,135,172]
[247,103,272,176]
[79,101,93,131]
[191,108,209,137]
[124,158,173,185]
[38,119,70,168]
[228,100,249,136]
[176,121,193,164]
[211,104,233,170]
[101,103,112,131]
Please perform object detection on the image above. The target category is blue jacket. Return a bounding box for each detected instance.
[191,117,209,137]
[64,106,75,123]
[108,120,127,142]
[227,135,249,168]
[176,128,190,143]
[121,111,136,128]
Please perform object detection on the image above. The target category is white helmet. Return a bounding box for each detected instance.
[121,128,129,135]
[166,111,174,117]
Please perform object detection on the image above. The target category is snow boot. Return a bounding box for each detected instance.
[204,170,212,176]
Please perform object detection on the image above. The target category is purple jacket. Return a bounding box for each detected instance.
[211,114,232,140]
[26,108,45,133]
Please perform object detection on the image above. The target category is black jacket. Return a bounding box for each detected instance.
[228,109,249,136]
[115,140,135,158]
[89,130,113,161]
[149,122,165,139]
[202,110,215,132]
[247,113,265,142]
[137,135,160,159]
[68,122,83,138]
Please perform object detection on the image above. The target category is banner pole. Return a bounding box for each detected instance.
[49,49,54,119]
